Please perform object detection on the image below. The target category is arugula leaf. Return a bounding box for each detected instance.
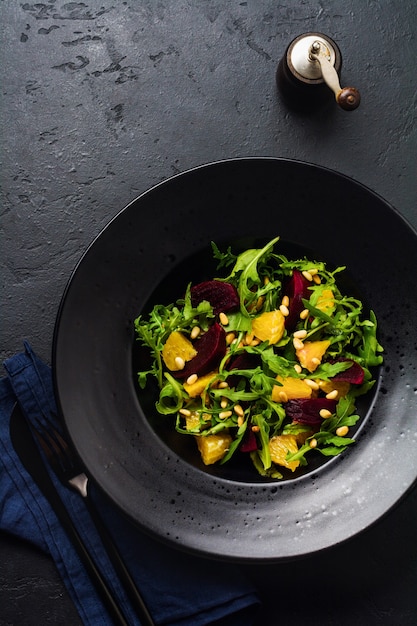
[211,241,237,270]
[311,360,353,380]
[250,452,283,479]
[316,432,356,447]
[318,444,353,456]
[250,345,297,377]
[210,387,260,403]
[318,394,360,432]
[251,413,271,470]
[220,419,248,464]
[156,373,186,414]
[357,310,384,367]
[282,422,312,436]
[221,310,252,332]
[220,237,280,316]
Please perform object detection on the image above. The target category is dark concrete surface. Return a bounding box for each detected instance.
[1,1,416,624]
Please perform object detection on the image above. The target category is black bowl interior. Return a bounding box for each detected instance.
[132,236,381,483]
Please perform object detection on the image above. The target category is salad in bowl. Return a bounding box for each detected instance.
[134,236,383,480]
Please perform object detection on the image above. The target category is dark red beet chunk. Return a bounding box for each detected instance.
[240,427,258,453]
[329,358,365,384]
[190,280,239,315]
[285,398,337,426]
[172,322,227,379]
[226,353,260,388]
[283,270,311,331]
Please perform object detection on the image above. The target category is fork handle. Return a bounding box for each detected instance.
[10,405,130,626]
[84,490,155,626]
[57,512,131,626]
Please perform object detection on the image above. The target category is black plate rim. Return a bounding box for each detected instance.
[52,156,417,562]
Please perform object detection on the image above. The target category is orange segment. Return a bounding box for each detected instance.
[185,411,201,431]
[294,429,313,446]
[184,411,211,431]
[319,379,351,398]
[196,433,233,465]
[296,339,330,372]
[272,376,312,402]
[269,434,300,472]
[316,288,335,313]
[251,310,285,345]
[162,331,197,371]
[183,371,218,398]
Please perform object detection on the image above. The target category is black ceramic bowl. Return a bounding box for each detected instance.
[53,158,417,561]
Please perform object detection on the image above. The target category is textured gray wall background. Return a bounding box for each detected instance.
[1,0,416,363]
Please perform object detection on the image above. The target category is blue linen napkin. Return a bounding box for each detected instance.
[0,342,260,626]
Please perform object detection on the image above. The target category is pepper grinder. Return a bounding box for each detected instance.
[276,32,360,112]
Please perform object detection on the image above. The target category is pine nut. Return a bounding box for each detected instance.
[319,408,332,419]
[281,295,289,307]
[311,357,321,366]
[309,438,318,448]
[255,296,264,310]
[293,337,304,350]
[313,274,321,284]
[175,356,185,370]
[219,410,233,419]
[179,408,191,417]
[218,381,229,389]
[293,329,307,339]
[294,364,302,374]
[226,332,236,345]
[234,404,244,417]
[336,426,349,437]
[186,373,198,385]
[244,332,254,345]
[278,391,288,402]
[305,379,319,390]
[326,389,338,400]
[302,270,313,281]
[250,338,261,346]
[220,398,228,409]
[219,312,229,326]
[251,425,260,432]
[237,416,244,427]
[308,268,318,275]
[279,304,289,316]
[300,308,309,320]
[190,326,200,340]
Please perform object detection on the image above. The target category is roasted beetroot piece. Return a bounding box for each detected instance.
[172,322,227,379]
[285,398,337,426]
[329,358,365,384]
[190,280,239,315]
[240,427,258,453]
[283,270,311,331]
[226,353,260,388]
[227,353,260,372]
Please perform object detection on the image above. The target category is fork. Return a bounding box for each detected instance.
[34,412,155,626]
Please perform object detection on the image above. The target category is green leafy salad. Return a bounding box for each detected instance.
[134,237,383,479]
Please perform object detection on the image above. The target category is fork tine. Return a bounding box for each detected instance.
[38,410,64,438]
[33,413,81,481]
[48,414,84,470]
[39,416,68,455]
[34,418,68,474]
